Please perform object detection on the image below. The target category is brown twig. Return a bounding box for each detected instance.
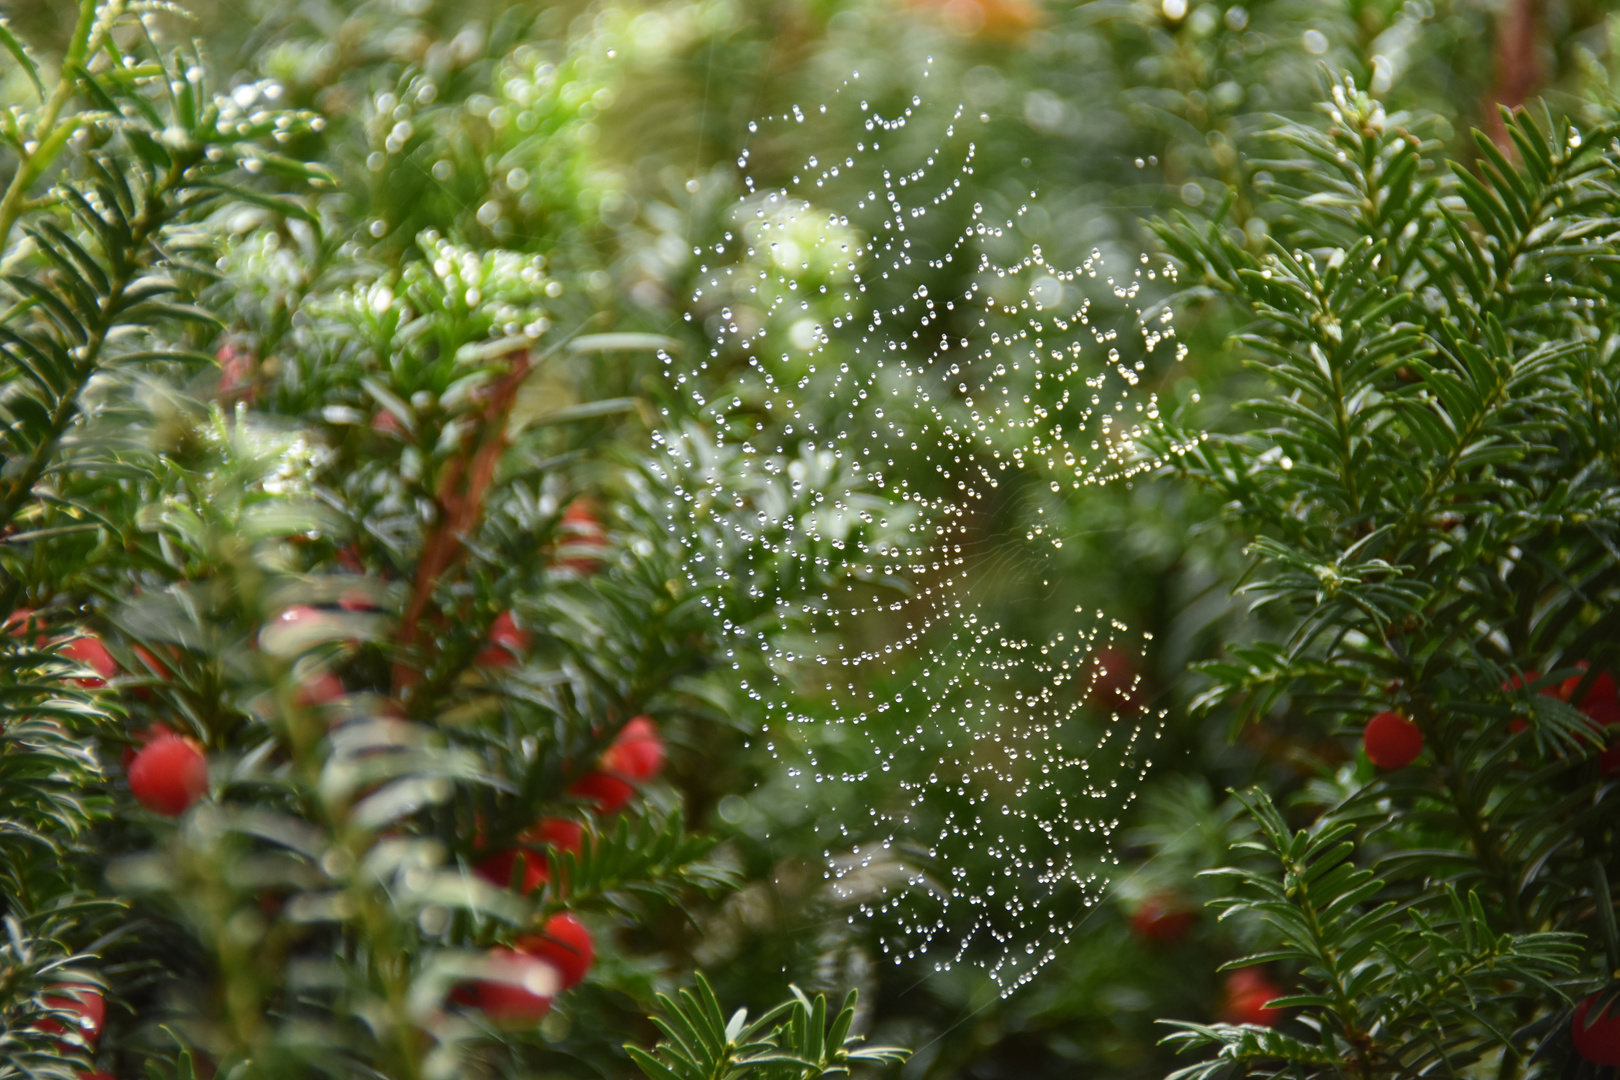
[392,351,533,695]
[1485,0,1539,152]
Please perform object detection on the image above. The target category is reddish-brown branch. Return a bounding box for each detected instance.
[392,352,533,695]
[1485,0,1539,151]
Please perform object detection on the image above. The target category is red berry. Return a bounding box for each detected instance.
[601,716,665,782]
[337,589,376,612]
[568,771,635,815]
[296,670,345,709]
[1601,740,1620,778]
[474,948,557,1021]
[38,984,105,1045]
[1224,991,1282,1026]
[128,735,208,816]
[4,607,43,642]
[557,501,607,575]
[476,611,530,668]
[260,605,337,655]
[475,817,583,895]
[562,502,598,526]
[1130,895,1195,944]
[1573,993,1620,1065]
[60,634,117,688]
[528,817,583,853]
[1561,663,1620,728]
[121,722,177,770]
[336,545,365,573]
[489,611,527,650]
[476,849,550,894]
[217,343,256,403]
[1503,671,1542,692]
[132,643,171,676]
[1220,969,1283,1027]
[1363,711,1423,769]
[517,914,594,990]
[1084,647,1140,710]
[1504,670,1557,733]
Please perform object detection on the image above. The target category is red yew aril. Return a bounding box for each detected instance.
[296,670,345,709]
[1561,663,1620,728]
[475,818,583,895]
[1363,711,1424,769]
[476,849,550,895]
[1220,969,1283,1027]
[517,914,594,990]
[601,716,665,782]
[475,611,530,668]
[473,948,558,1021]
[131,643,173,689]
[121,722,177,770]
[490,611,527,650]
[566,720,663,815]
[217,343,256,404]
[1504,670,1557,733]
[260,605,341,656]
[132,644,170,675]
[128,735,208,816]
[1084,647,1140,711]
[60,634,117,688]
[37,984,105,1045]
[3,607,42,641]
[568,771,635,815]
[557,501,607,575]
[530,817,584,852]
[1572,993,1620,1066]
[1503,671,1543,692]
[1224,991,1282,1027]
[1130,895,1195,944]
[1505,663,1620,739]
[337,588,377,612]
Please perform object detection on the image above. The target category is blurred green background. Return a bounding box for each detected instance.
[5,0,1613,1076]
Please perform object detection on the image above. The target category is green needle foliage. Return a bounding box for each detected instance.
[0,2,910,1078]
[1146,72,1620,1080]
[628,973,908,1080]
[0,0,329,537]
[4,0,1617,1075]
[1161,789,1583,1080]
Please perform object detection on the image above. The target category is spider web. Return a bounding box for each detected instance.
[657,62,1191,993]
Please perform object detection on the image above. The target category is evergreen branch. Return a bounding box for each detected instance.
[630,974,907,1080]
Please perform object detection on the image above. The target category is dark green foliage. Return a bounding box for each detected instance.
[0,641,120,1078]
[0,0,330,1073]
[627,973,907,1080]
[0,0,922,1075]
[1145,72,1620,1080]
[0,3,327,536]
[1162,789,1582,1080]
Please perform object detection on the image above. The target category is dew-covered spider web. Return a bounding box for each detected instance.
[653,61,1194,993]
